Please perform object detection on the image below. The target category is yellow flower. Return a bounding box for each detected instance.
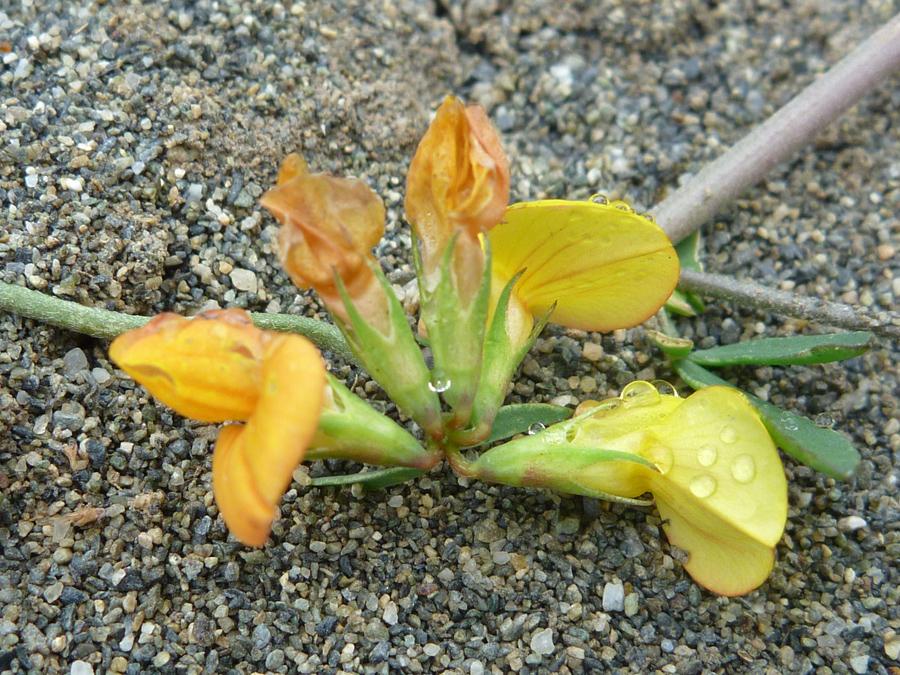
[570,383,787,595]
[110,309,325,547]
[472,382,787,595]
[405,96,510,295]
[260,154,390,331]
[488,199,680,334]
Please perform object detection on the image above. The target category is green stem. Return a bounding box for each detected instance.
[0,280,356,362]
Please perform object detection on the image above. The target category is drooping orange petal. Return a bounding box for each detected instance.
[211,333,326,546]
[109,310,264,422]
[489,200,679,331]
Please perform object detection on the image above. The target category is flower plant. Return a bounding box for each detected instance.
[101,97,868,596]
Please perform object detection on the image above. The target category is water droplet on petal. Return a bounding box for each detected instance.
[815,412,835,429]
[621,381,660,407]
[649,445,674,474]
[590,193,609,205]
[697,444,718,467]
[731,455,756,483]
[528,423,546,435]
[689,474,717,498]
[428,373,451,393]
[641,212,655,222]
[652,380,678,397]
[719,425,738,444]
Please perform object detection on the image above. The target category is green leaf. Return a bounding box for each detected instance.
[673,359,860,480]
[687,332,873,367]
[646,329,694,359]
[481,403,574,446]
[310,467,426,490]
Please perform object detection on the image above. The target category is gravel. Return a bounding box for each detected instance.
[1,0,899,674]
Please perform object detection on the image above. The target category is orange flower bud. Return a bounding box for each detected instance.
[260,154,388,325]
[405,97,510,275]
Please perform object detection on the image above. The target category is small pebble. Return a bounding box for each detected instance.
[530,628,554,655]
[602,582,625,612]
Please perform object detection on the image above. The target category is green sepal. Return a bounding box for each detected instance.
[687,332,873,367]
[414,232,493,429]
[449,271,555,447]
[305,374,440,469]
[310,467,426,490]
[478,403,574,446]
[331,263,443,438]
[471,434,656,507]
[673,359,860,480]
[646,329,694,359]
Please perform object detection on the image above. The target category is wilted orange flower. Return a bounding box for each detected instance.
[260,154,390,330]
[110,309,325,546]
[405,96,510,290]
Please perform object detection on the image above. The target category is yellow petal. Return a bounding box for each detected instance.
[489,200,679,331]
[212,333,326,546]
[644,387,787,594]
[653,491,776,596]
[211,424,275,547]
[109,310,263,423]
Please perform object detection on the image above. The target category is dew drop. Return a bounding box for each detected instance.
[428,373,451,393]
[815,412,835,429]
[697,444,718,467]
[731,455,756,484]
[641,212,656,222]
[649,445,674,474]
[719,425,738,444]
[652,380,678,397]
[527,423,546,435]
[780,414,799,431]
[590,193,609,205]
[621,381,660,407]
[689,474,717,499]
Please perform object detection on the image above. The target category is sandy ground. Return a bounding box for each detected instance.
[1,1,899,674]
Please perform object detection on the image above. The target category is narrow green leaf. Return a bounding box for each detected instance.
[688,332,873,367]
[675,230,703,272]
[646,330,694,359]
[482,403,574,446]
[310,467,426,490]
[673,359,860,480]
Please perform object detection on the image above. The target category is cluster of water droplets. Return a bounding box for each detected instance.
[686,422,758,504]
[588,193,656,223]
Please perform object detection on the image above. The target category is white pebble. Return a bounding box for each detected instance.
[383,601,398,626]
[837,516,867,532]
[470,660,484,675]
[530,628,554,655]
[602,582,625,612]
[71,661,94,675]
[230,268,258,293]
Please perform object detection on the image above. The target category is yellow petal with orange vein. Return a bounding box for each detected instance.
[109,310,263,423]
